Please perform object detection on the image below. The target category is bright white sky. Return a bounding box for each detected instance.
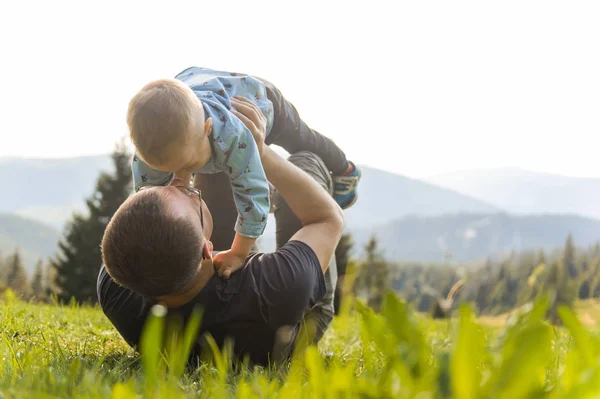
[1,0,598,178]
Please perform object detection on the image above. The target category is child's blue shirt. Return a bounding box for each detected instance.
[132,67,275,238]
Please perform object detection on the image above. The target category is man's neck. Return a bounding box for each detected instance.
[154,259,215,308]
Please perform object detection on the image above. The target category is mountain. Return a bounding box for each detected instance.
[425,168,600,221]
[351,213,600,262]
[0,213,60,273]
[0,155,113,229]
[341,166,498,230]
[258,165,499,251]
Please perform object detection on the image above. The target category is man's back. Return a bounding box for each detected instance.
[98,241,325,365]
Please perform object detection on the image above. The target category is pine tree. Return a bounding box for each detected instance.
[334,233,353,315]
[6,249,29,298]
[590,256,600,298]
[52,140,132,303]
[31,259,45,300]
[543,258,577,325]
[564,234,577,278]
[45,262,57,298]
[356,235,390,311]
[335,233,353,273]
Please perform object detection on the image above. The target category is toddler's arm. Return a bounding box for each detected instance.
[213,124,270,278]
[213,233,257,279]
[131,153,173,191]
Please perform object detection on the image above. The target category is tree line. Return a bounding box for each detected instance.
[345,232,600,322]
[0,251,52,301]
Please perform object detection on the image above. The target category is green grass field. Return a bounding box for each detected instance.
[1,290,600,398]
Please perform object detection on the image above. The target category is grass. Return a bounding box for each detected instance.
[1,290,600,398]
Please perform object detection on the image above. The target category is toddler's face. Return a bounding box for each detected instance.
[150,104,212,175]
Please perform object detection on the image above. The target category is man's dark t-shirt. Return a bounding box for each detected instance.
[97,241,325,366]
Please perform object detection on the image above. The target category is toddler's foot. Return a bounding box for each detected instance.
[333,162,361,209]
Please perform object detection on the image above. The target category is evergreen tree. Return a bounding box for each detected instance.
[356,235,390,311]
[335,233,353,274]
[334,233,353,314]
[31,259,45,300]
[52,140,132,303]
[578,255,592,299]
[45,262,57,298]
[590,256,600,298]
[6,249,29,297]
[543,259,577,325]
[564,234,577,278]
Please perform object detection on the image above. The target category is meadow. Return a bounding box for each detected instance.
[1,289,600,398]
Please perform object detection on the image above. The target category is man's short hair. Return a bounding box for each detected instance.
[101,190,204,297]
[126,79,199,165]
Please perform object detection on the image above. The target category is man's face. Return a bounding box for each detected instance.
[164,177,214,243]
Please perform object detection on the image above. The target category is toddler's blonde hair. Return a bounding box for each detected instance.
[127,79,201,164]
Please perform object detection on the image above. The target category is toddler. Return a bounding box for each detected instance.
[127,67,360,276]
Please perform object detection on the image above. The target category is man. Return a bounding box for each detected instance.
[98,97,343,365]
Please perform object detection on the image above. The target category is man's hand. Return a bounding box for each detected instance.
[213,249,247,279]
[231,96,267,156]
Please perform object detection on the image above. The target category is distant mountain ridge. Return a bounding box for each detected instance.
[425,168,600,221]
[343,166,498,229]
[350,213,600,262]
[259,165,500,251]
[0,213,60,273]
[0,155,114,229]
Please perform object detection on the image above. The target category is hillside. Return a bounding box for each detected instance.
[351,213,600,262]
[258,165,499,252]
[425,168,600,220]
[0,155,113,229]
[0,213,60,273]
[336,166,498,230]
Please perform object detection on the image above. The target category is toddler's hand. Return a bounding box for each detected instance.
[213,249,248,279]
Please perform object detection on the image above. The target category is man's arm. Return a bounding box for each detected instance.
[262,147,343,270]
[231,97,343,272]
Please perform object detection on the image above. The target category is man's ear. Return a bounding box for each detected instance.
[203,241,214,260]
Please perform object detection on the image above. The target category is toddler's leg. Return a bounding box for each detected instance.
[257,77,350,176]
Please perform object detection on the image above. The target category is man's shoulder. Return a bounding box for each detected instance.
[247,241,321,272]
[241,241,326,327]
[221,241,323,300]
